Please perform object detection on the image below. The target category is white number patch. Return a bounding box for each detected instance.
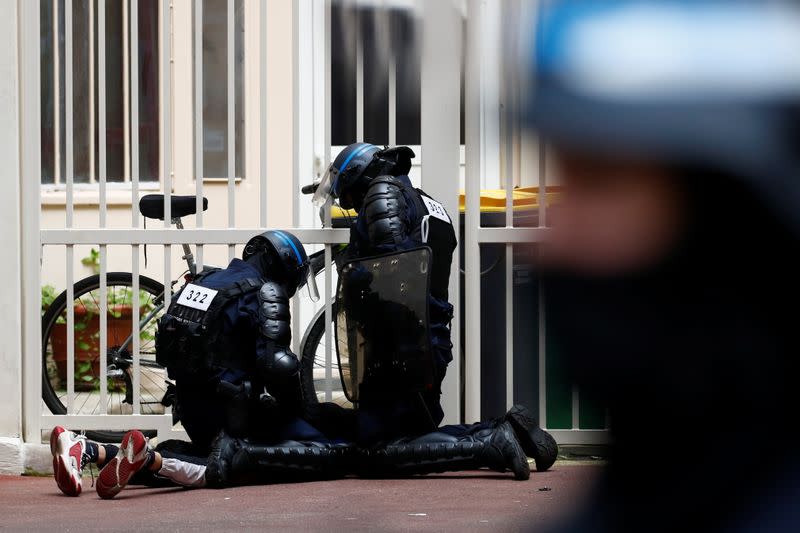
[178,283,218,312]
[421,196,451,224]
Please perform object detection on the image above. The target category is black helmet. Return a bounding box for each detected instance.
[243,230,314,297]
[313,143,416,209]
[525,0,800,234]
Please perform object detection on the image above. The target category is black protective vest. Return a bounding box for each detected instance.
[155,270,264,378]
[388,178,457,301]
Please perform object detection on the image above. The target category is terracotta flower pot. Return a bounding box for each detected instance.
[50,304,136,391]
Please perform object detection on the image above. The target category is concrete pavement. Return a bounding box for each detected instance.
[0,463,602,532]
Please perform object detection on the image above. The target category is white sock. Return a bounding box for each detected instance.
[156,457,207,488]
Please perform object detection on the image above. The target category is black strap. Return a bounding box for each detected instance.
[191,268,223,283]
[220,277,265,299]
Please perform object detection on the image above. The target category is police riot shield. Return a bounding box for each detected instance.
[335,247,435,405]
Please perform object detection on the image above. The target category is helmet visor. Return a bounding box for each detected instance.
[312,165,338,207]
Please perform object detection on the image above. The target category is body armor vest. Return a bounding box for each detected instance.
[156,270,264,378]
[371,176,458,301]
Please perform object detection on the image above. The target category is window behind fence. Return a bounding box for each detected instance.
[40,0,245,186]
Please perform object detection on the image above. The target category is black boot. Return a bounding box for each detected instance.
[361,421,530,481]
[206,431,353,488]
[503,405,559,472]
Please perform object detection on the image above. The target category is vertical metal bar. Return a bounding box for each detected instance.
[99,0,107,225]
[538,138,547,428]
[292,0,312,355]
[504,5,515,410]
[21,0,44,441]
[161,0,173,386]
[421,0,462,423]
[163,245,172,312]
[65,0,73,226]
[53,0,61,185]
[504,132,514,411]
[89,0,95,184]
[260,0,268,228]
[355,7,363,142]
[538,140,547,226]
[65,0,75,415]
[381,0,395,146]
[324,0,331,185]
[130,0,141,414]
[324,242,332,402]
[226,0,235,262]
[512,73,522,189]
[464,0,483,423]
[481,0,501,190]
[131,0,140,222]
[123,0,130,183]
[571,386,580,430]
[388,50,396,146]
[99,244,108,412]
[98,0,108,411]
[194,0,204,271]
[66,247,74,414]
[323,0,333,401]
[162,0,172,224]
[132,246,141,414]
[505,245,513,409]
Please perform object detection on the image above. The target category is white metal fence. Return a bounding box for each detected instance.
[20,0,608,446]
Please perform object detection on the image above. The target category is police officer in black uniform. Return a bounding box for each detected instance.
[157,230,337,458]
[312,143,557,476]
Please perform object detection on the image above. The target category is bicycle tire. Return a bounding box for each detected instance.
[41,273,167,443]
[300,302,353,408]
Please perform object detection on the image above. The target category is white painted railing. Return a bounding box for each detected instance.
[20,0,608,446]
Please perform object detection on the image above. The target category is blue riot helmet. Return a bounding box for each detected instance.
[313,143,415,210]
[243,230,319,300]
[525,0,800,234]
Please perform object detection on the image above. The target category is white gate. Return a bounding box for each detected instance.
[19,0,608,446]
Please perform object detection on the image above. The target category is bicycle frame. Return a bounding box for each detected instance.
[113,216,197,360]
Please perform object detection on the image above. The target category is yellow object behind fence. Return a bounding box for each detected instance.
[330,187,561,219]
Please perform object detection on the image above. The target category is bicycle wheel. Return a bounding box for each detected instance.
[41,273,170,442]
[299,302,353,409]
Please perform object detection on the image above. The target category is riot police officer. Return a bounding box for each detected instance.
[314,144,455,438]
[156,230,326,453]
[312,144,557,475]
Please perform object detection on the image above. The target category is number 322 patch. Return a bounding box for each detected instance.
[178,283,218,312]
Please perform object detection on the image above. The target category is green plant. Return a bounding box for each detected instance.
[76,359,99,387]
[42,284,67,324]
[81,248,101,274]
[42,284,58,314]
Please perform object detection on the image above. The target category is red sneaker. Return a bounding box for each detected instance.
[50,426,88,497]
[96,430,150,500]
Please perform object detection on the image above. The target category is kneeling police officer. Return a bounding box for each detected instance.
[157,230,328,453]
[309,143,557,478]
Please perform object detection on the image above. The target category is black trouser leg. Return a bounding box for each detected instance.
[206,433,354,488]
[359,421,530,481]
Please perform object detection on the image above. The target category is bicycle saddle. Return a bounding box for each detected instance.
[139,194,208,220]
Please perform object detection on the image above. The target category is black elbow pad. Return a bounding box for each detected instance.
[270,348,300,378]
[258,281,291,345]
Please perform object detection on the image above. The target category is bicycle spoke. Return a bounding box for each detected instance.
[86,286,101,311]
[140,369,164,393]
[108,285,120,346]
